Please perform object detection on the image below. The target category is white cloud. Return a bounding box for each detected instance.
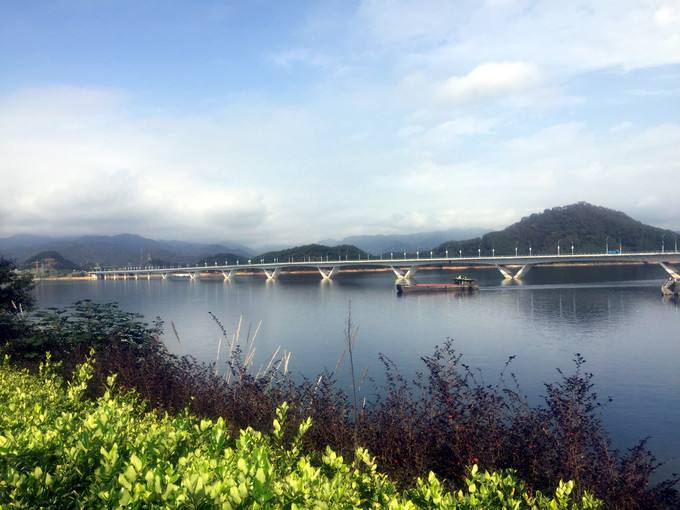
[269,48,331,69]
[655,2,680,27]
[436,61,542,105]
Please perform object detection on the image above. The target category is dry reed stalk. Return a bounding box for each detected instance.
[214,335,223,376]
[170,321,182,344]
[282,351,291,375]
[262,345,281,375]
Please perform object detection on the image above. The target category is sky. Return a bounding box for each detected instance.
[1,0,680,247]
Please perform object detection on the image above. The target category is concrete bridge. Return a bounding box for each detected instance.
[90,251,680,294]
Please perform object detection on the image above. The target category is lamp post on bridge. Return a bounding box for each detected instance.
[478,247,481,257]
[662,234,665,253]
[416,251,419,259]
[445,249,449,259]
[430,251,433,259]
[403,251,406,259]
[529,245,532,256]
[390,252,393,260]
[459,249,462,258]
[605,236,609,254]
[492,248,495,257]
[571,243,574,255]
[557,241,561,256]
[515,245,518,257]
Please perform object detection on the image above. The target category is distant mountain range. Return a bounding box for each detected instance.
[320,228,487,255]
[0,234,253,269]
[436,202,679,256]
[2,203,677,269]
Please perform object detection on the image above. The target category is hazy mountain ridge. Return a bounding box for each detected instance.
[0,234,253,268]
[321,228,487,255]
[437,202,679,256]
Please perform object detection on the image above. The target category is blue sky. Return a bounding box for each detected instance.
[1,0,679,246]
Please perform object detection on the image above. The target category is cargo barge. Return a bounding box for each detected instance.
[396,275,479,295]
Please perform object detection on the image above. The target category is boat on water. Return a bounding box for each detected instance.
[396,275,479,295]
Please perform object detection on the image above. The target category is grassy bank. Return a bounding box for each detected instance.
[0,355,602,509]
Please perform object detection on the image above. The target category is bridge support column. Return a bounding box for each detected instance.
[318,267,339,280]
[660,263,680,296]
[263,268,280,281]
[222,270,235,281]
[391,266,417,280]
[161,273,168,280]
[497,264,533,280]
[134,274,138,280]
[659,262,680,280]
[146,274,151,280]
[189,272,198,281]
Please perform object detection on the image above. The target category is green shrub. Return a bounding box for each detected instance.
[0,355,601,509]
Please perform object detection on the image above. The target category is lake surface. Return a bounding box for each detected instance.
[34,265,680,480]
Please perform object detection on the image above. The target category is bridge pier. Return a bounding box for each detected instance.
[660,263,680,296]
[659,262,680,279]
[189,272,198,281]
[391,266,417,280]
[222,270,235,281]
[263,268,280,281]
[497,264,533,280]
[318,267,339,280]
[161,273,168,280]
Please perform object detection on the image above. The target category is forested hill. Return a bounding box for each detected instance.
[437,202,678,256]
[255,244,367,262]
[20,251,81,272]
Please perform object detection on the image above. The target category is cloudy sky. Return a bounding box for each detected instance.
[1,1,679,246]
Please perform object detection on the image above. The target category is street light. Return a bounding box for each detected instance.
[529,245,532,256]
[459,249,462,258]
[492,248,495,257]
[662,234,665,253]
[605,236,609,254]
[445,249,449,258]
[557,241,560,256]
[515,245,518,257]
[571,244,574,255]
[390,252,393,260]
[478,247,481,257]
[430,251,433,259]
[416,251,420,259]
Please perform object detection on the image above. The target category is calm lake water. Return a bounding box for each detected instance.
[34,265,680,480]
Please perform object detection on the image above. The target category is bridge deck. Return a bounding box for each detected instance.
[91,251,680,276]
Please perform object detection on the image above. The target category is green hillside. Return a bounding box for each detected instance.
[21,250,81,273]
[256,243,368,262]
[437,202,678,256]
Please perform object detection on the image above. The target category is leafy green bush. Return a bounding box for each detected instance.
[0,355,601,509]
